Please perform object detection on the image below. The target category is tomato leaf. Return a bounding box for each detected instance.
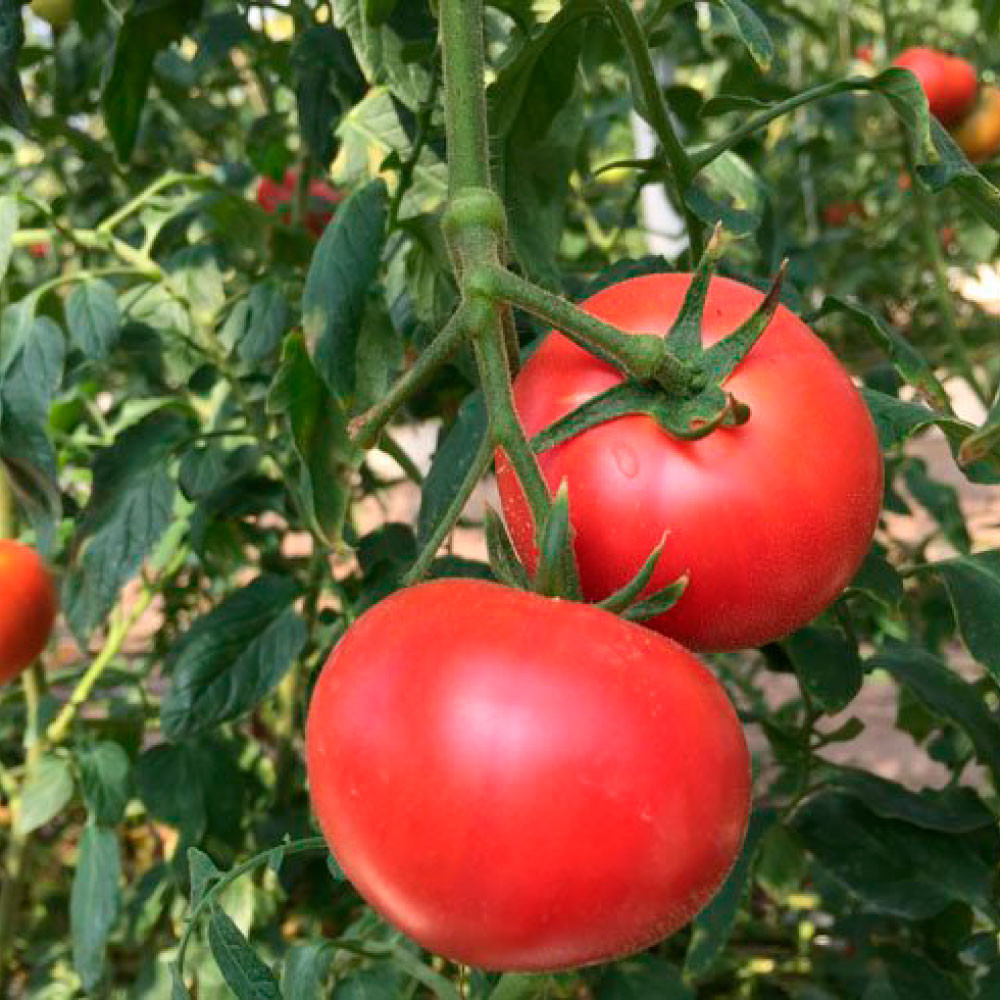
[161,576,307,739]
[66,280,122,362]
[929,550,1000,684]
[221,280,291,365]
[685,809,776,978]
[302,179,387,401]
[0,0,30,135]
[16,754,74,835]
[269,333,357,544]
[207,905,282,1000]
[71,822,121,991]
[785,626,863,714]
[869,643,1000,784]
[76,742,131,826]
[847,546,904,608]
[187,846,222,909]
[595,955,692,999]
[714,0,774,72]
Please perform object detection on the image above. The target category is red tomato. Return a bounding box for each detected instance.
[951,84,1000,163]
[28,242,50,259]
[855,45,874,64]
[0,541,57,684]
[893,47,978,126]
[306,579,750,971]
[497,273,883,651]
[255,168,342,238]
[821,201,866,226]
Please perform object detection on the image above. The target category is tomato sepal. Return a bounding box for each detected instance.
[598,533,670,614]
[620,575,689,622]
[485,507,532,590]
[532,480,582,599]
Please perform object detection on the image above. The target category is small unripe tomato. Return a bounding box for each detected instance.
[255,169,342,238]
[0,541,58,684]
[893,47,978,127]
[951,85,1000,164]
[29,0,75,30]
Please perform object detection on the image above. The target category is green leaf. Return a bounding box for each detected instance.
[685,809,776,978]
[269,333,357,544]
[686,151,766,235]
[0,195,16,285]
[76,742,131,826]
[284,944,334,1000]
[161,575,307,739]
[222,280,290,365]
[135,743,207,842]
[64,411,190,639]
[16,754,74,835]
[488,975,552,1000]
[101,0,205,161]
[0,0,30,135]
[811,297,949,410]
[332,965,401,1000]
[595,955,693,1000]
[66,280,122,361]
[792,790,996,919]
[418,393,486,547]
[824,766,994,833]
[715,0,773,71]
[302,179,387,400]
[785,626,863,714]
[929,551,1000,683]
[71,822,121,991]
[207,905,282,1000]
[868,643,1000,785]
[903,459,970,554]
[848,546,904,608]
[868,946,972,1000]
[386,946,463,1000]
[871,67,936,164]
[187,847,222,909]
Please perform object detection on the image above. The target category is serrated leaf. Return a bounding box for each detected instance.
[303,179,387,400]
[66,280,122,361]
[207,905,282,1000]
[76,742,131,826]
[71,822,121,991]
[16,754,74,835]
[161,575,307,738]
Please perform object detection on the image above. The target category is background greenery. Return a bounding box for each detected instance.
[3,0,1000,997]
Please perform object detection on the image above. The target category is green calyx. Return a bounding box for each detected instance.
[535,232,788,449]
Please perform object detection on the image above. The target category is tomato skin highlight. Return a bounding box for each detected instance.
[0,541,58,684]
[306,579,751,971]
[893,47,978,126]
[497,273,883,652]
[951,85,1000,164]
[255,169,342,237]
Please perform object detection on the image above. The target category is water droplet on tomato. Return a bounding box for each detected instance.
[613,444,639,479]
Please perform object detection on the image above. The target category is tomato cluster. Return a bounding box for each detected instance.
[305,272,883,970]
[893,47,1000,163]
[256,169,343,238]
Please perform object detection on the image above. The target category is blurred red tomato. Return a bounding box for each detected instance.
[256,168,342,238]
[893,47,978,126]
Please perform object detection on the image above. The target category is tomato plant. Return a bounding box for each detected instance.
[2,0,1000,997]
[306,580,750,971]
[497,273,883,651]
[0,541,56,685]
[893,47,979,125]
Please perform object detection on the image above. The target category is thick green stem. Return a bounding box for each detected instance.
[475,266,695,392]
[352,306,470,450]
[439,0,491,192]
[403,435,492,586]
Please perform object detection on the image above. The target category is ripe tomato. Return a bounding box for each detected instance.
[497,273,883,651]
[854,45,875,65]
[28,242,50,259]
[0,541,58,684]
[306,579,750,971]
[951,85,1000,163]
[255,169,342,238]
[821,201,866,227]
[29,0,74,29]
[893,47,978,126]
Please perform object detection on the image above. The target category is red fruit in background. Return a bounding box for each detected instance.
[497,273,884,652]
[28,242,50,259]
[0,541,58,685]
[855,45,874,64]
[951,85,1000,164]
[255,168,342,238]
[893,47,978,126]
[822,201,866,226]
[306,579,750,971]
